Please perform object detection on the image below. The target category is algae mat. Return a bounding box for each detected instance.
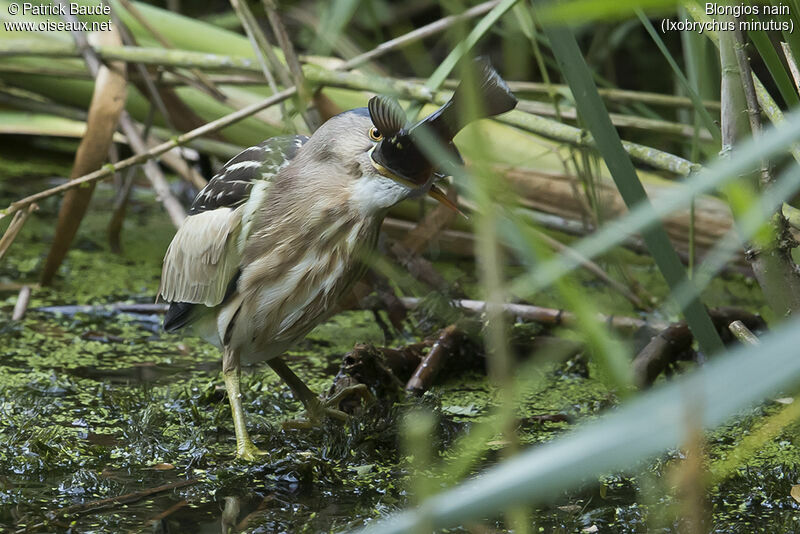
[1,145,798,533]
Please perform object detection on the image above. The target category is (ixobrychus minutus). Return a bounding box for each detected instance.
[159,59,516,460]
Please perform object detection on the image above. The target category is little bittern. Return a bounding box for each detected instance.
[159,59,516,460]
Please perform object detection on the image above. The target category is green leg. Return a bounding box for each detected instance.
[267,357,353,425]
[222,352,267,461]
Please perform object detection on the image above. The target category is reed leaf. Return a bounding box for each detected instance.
[351,314,800,534]
[537,18,724,354]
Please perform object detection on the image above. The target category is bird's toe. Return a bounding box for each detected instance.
[236,441,269,462]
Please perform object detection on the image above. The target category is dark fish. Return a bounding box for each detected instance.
[368,57,517,185]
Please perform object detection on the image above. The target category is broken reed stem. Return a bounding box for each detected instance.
[0,204,37,259]
[405,325,460,394]
[728,320,760,345]
[11,285,31,321]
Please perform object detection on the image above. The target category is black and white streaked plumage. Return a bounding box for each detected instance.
[160,135,307,330]
[159,60,516,460]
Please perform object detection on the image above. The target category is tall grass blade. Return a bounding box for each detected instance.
[350,315,800,534]
[748,28,800,108]
[537,18,724,355]
[636,10,721,145]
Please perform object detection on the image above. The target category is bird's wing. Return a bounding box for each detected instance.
[159,135,308,313]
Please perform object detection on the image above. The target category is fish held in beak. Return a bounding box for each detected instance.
[368,57,517,212]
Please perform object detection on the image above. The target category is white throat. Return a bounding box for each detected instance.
[350,175,409,216]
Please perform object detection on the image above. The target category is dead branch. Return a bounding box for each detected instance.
[406,325,462,394]
[399,297,669,334]
[632,308,766,388]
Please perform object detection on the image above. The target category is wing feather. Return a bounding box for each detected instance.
[158,135,308,312]
[159,207,242,306]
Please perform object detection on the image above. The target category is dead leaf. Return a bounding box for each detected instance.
[40,27,128,285]
[152,463,175,471]
[791,484,800,503]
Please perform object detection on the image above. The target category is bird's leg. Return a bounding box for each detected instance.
[222,348,268,461]
[268,357,370,427]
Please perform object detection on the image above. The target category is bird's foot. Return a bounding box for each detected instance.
[325,382,375,412]
[281,384,374,430]
[235,438,269,462]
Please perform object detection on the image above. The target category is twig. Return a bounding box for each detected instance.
[389,240,451,291]
[11,285,31,321]
[17,479,197,533]
[400,197,459,256]
[0,204,37,260]
[107,138,132,254]
[234,495,274,532]
[728,320,760,346]
[399,297,668,333]
[406,325,462,394]
[527,222,647,310]
[118,115,186,227]
[147,499,188,526]
[51,479,196,519]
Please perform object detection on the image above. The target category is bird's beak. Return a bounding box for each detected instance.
[427,183,464,215]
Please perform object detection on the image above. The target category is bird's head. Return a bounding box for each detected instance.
[298,58,516,218]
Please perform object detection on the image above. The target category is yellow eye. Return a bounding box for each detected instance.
[368,127,383,141]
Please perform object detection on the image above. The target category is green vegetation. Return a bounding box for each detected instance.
[3,0,800,532]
